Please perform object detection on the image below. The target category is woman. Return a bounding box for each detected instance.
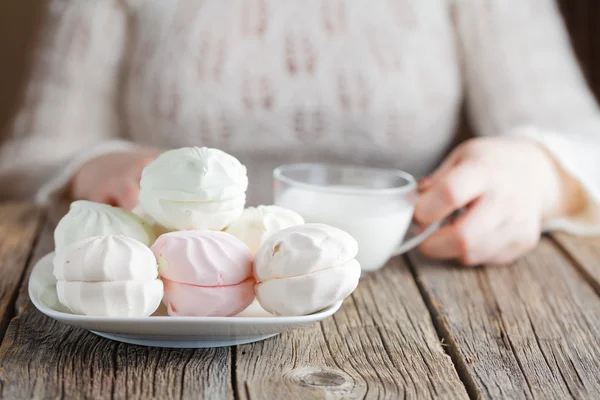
[1,0,598,265]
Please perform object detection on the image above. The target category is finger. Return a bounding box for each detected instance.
[486,223,541,266]
[418,200,480,260]
[418,177,433,192]
[132,155,159,181]
[427,146,464,185]
[415,160,487,225]
[419,195,503,264]
[457,217,511,266]
[93,191,118,207]
[116,183,140,210]
[418,224,462,260]
[88,185,115,206]
[418,150,463,192]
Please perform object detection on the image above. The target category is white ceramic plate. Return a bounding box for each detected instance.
[29,253,342,348]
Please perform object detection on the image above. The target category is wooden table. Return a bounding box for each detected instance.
[0,202,599,399]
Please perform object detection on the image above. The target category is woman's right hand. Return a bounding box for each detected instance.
[70,149,160,210]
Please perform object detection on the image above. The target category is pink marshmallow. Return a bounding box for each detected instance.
[151,230,253,286]
[162,277,256,317]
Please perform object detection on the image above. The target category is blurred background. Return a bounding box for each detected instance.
[1,0,599,144]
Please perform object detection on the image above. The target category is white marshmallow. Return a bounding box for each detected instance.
[147,195,246,231]
[132,204,171,237]
[53,235,158,282]
[224,205,304,254]
[253,223,358,282]
[54,235,162,317]
[256,259,360,316]
[56,280,164,317]
[139,147,248,231]
[54,201,156,251]
[253,223,360,316]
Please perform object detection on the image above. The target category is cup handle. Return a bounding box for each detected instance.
[392,208,465,256]
[392,219,442,256]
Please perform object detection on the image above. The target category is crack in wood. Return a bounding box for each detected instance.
[405,254,482,400]
[180,349,195,400]
[552,350,578,399]
[550,234,600,298]
[409,237,600,399]
[231,347,240,400]
[244,381,251,400]
[111,343,119,400]
[476,268,534,398]
[329,311,372,398]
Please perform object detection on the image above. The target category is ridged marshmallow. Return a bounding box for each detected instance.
[253,223,360,316]
[54,235,162,317]
[139,147,248,230]
[151,230,253,286]
[256,260,361,316]
[152,230,255,316]
[150,195,245,231]
[162,278,255,317]
[57,280,164,317]
[224,205,304,254]
[253,223,358,282]
[53,235,158,282]
[54,201,156,251]
[132,204,171,237]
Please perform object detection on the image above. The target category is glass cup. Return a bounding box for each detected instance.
[273,163,441,273]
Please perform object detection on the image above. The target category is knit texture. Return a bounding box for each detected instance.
[1,0,599,233]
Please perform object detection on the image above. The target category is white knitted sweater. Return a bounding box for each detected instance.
[1,0,599,234]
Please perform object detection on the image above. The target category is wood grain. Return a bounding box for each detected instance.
[409,238,600,399]
[5,202,599,399]
[0,205,233,400]
[552,233,600,294]
[235,257,469,400]
[15,204,60,314]
[0,303,233,400]
[0,202,42,342]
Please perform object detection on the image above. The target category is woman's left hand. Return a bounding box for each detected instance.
[414,136,585,266]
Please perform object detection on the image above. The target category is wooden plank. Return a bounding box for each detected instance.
[235,257,470,400]
[553,233,600,294]
[0,202,43,342]
[0,204,233,400]
[14,205,59,314]
[0,303,233,399]
[409,238,600,399]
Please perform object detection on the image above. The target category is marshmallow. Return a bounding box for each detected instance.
[53,235,158,282]
[253,223,358,282]
[139,147,248,230]
[152,230,253,286]
[256,260,361,316]
[224,205,304,254]
[57,280,164,318]
[151,230,255,316]
[162,278,256,317]
[132,204,171,237]
[54,201,156,251]
[54,235,163,317]
[254,223,360,316]
[152,195,246,231]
